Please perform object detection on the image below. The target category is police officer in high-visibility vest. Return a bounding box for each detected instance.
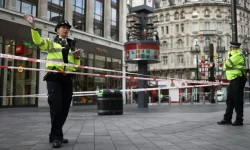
[217,42,247,126]
[24,15,81,148]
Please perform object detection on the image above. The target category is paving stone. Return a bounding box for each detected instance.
[9,146,33,150]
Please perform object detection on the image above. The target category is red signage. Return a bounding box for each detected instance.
[16,45,23,54]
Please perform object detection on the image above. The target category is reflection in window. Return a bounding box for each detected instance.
[47,9,63,23]
[0,0,4,8]
[73,0,86,31]
[16,0,37,17]
[48,0,64,7]
[111,0,119,41]
[94,0,104,36]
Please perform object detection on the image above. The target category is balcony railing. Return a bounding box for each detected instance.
[204,46,210,52]
[190,47,200,53]
[216,46,225,52]
[199,30,217,35]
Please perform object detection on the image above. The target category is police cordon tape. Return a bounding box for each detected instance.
[0,53,229,85]
[0,84,219,98]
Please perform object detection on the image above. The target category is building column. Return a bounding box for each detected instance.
[119,0,127,43]
[64,0,73,25]
[38,0,48,20]
[104,0,111,39]
[5,0,16,11]
[86,0,94,34]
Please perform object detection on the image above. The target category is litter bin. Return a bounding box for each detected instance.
[97,89,123,115]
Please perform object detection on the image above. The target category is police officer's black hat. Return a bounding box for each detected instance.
[230,42,241,48]
[54,20,71,32]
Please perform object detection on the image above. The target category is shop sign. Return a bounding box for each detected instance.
[96,47,107,53]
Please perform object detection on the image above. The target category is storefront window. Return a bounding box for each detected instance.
[1,39,38,107]
[94,0,104,37]
[16,0,37,17]
[111,0,119,41]
[0,0,4,8]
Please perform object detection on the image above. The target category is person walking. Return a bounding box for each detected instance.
[217,42,247,126]
[24,15,81,148]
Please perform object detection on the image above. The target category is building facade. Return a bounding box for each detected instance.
[0,0,127,107]
[127,0,250,81]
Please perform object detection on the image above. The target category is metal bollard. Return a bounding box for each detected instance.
[203,95,205,104]
[169,96,171,105]
[191,94,194,105]
[158,88,161,105]
[180,95,182,105]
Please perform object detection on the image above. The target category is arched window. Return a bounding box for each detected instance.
[174,12,179,20]
[177,39,183,48]
[216,9,221,18]
[181,11,185,19]
[160,14,164,22]
[192,9,198,16]
[165,13,170,21]
[205,9,209,16]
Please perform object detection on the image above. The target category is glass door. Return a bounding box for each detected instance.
[2,39,15,106]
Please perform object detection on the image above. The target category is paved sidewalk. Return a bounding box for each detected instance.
[0,104,250,150]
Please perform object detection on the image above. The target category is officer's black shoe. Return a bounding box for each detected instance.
[52,140,62,148]
[232,121,243,126]
[217,120,232,125]
[50,138,68,143]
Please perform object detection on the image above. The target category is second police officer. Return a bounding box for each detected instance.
[217,42,247,126]
[24,14,81,148]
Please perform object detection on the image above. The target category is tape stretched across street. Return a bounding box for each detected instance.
[0,53,229,85]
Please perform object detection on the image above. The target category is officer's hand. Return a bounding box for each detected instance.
[73,48,81,59]
[24,14,35,28]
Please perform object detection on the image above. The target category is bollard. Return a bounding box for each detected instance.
[180,95,182,105]
[130,87,133,105]
[158,88,161,105]
[169,96,171,105]
[191,94,194,105]
[203,95,205,104]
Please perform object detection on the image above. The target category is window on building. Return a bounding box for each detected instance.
[192,22,198,32]
[176,24,179,33]
[178,55,184,64]
[73,0,86,31]
[177,39,183,48]
[161,27,164,35]
[48,0,63,7]
[216,9,221,17]
[166,26,169,34]
[94,0,104,37]
[193,38,199,48]
[160,14,164,22]
[205,22,210,30]
[204,9,209,16]
[174,12,179,20]
[240,12,242,21]
[241,25,243,34]
[217,22,222,31]
[0,0,4,8]
[205,37,210,47]
[48,0,64,23]
[192,9,198,16]
[162,41,167,47]
[111,0,119,41]
[248,28,250,35]
[217,37,222,47]
[180,11,185,18]
[165,13,170,21]
[181,24,184,32]
[162,56,168,65]
[16,0,37,17]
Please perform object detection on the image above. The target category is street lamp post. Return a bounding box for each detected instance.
[195,43,199,80]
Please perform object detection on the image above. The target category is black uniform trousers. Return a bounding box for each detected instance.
[46,73,73,141]
[224,76,246,122]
